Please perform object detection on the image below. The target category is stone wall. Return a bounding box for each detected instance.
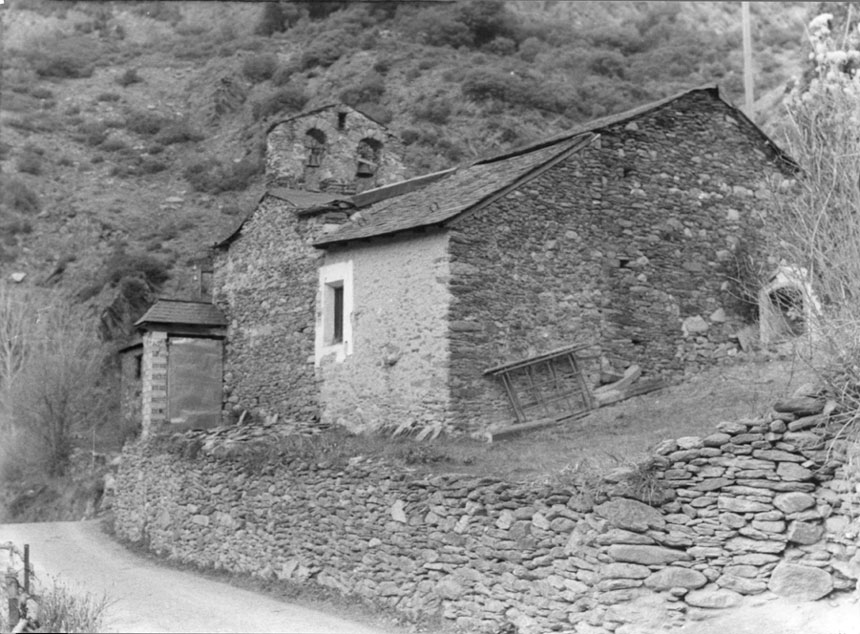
[447,91,792,432]
[114,397,859,634]
[319,231,452,433]
[266,106,406,193]
[213,197,325,432]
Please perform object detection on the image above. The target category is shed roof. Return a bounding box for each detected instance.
[313,84,796,248]
[135,299,227,328]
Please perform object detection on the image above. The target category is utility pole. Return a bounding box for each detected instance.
[742,1,754,117]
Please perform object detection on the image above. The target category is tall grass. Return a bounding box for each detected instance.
[0,579,108,633]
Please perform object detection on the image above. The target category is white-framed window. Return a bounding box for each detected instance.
[315,260,353,364]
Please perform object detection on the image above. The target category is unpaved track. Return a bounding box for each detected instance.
[0,521,397,634]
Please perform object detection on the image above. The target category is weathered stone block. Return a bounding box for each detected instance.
[644,567,708,590]
[684,586,742,608]
[607,544,691,565]
[717,497,770,513]
[773,491,816,514]
[594,498,666,532]
[768,562,833,600]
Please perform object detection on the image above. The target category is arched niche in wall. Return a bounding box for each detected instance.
[303,128,327,190]
[355,137,383,191]
[758,265,821,345]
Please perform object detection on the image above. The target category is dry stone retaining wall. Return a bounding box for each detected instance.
[113,397,859,634]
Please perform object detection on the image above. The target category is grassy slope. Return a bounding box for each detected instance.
[0,1,812,332]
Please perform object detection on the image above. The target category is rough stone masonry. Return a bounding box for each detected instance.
[113,387,860,634]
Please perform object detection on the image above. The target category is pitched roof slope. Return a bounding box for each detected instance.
[135,299,227,328]
[313,135,593,246]
[313,84,795,248]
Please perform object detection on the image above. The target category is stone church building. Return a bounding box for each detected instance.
[128,89,798,437]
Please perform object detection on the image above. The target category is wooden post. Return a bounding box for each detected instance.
[741,1,754,117]
[23,545,29,594]
[5,573,20,626]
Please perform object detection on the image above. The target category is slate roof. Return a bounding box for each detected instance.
[313,134,595,246]
[135,299,227,328]
[213,188,342,249]
[269,187,342,208]
[312,84,796,248]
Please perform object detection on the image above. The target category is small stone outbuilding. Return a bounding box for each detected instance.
[126,299,227,437]
[213,86,797,435]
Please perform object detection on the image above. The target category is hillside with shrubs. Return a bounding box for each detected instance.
[0,0,813,343]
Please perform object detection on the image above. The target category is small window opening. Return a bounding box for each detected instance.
[305,128,327,167]
[332,284,344,344]
[337,112,347,130]
[618,257,631,269]
[134,353,143,380]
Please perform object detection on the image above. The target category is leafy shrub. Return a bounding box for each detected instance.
[400,0,519,49]
[100,136,129,152]
[7,113,60,134]
[402,7,472,48]
[29,86,54,99]
[271,62,299,86]
[1,177,41,214]
[105,251,170,288]
[373,57,392,74]
[116,68,142,86]
[412,96,452,125]
[125,111,169,136]
[400,128,420,145]
[0,217,33,237]
[183,156,262,193]
[75,120,108,146]
[155,120,204,145]
[27,35,99,78]
[140,158,168,174]
[518,36,546,63]
[96,92,121,102]
[242,53,277,83]
[485,36,517,56]
[300,32,350,69]
[131,2,182,24]
[16,151,43,175]
[339,71,385,106]
[251,85,309,121]
[2,92,38,113]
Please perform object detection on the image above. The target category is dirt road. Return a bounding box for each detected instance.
[0,521,398,634]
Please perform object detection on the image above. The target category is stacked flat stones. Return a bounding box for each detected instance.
[642,395,854,607]
[114,393,859,634]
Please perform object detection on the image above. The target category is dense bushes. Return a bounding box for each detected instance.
[183,156,262,194]
[339,72,385,106]
[251,85,309,120]
[104,251,170,288]
[242,53,277,83]
[0,177,40,215]
[25,35,101,79]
